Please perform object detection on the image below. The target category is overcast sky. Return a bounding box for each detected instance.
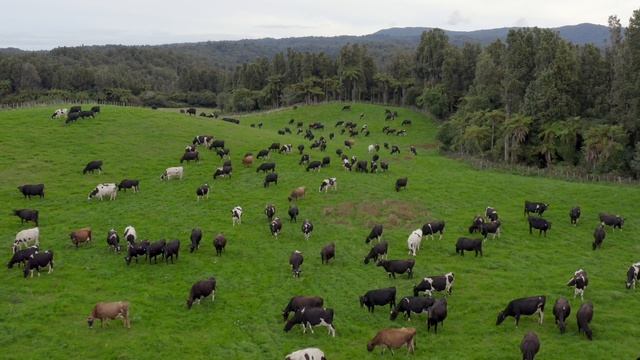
[2,1,637,50]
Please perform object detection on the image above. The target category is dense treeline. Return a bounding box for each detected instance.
[1,9,639,176]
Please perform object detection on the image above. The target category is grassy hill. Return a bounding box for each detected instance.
[0,103,639,359]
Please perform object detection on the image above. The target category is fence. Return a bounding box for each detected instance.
[0,99,132,110]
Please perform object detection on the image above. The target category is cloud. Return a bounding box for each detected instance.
[447,10,470,26]
[514,17,528,27]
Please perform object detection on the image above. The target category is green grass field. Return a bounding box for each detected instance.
[1,103,639,359]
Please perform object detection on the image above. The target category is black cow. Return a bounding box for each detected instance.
[297,144,305,154]
[413,273,455,296]
[299,154,310,165]
[520,332,540,360]
[289,251,303,277]
[626,263,640,289]
[79,110,95,119]
[592,225,606,250]
[190,228,202,253]
[265,204,276,221]
[163,240,180,264]
[83,160,103,174]
[264,173,278,188]
[390,296,435,321]
[284,307,335,337]
[524,201,548,216]
[147,240,166,264]
[321,156,330,167]
[186,108,196,116]
[269,143,281,151]
[402,119,412,126]
[91,106,100,113]
[216,148,230,159]
[528,216,551,236]
[570,207,581,225]
[380,161,389,172]
[395,177,408,192]
[214,234,226,256]
[377,259,415,279]
[69,106,81,113]
[186,277,216,309]
[208,140,225,150]
[125,240,149,265]
[288,206,299,223]
[256,162,276,173]
[212,165,232,179]
[496,296,546,326]
[7,245,39,269]
[366,224,383,243]
[320,242,335,264]
[306,161,322,172]
[427,298,448,334]
[422,220,445,240]
[342,105,351,111]
[599,213,624,230]
[355,160,368,173]
[180,151,200,163]
[455,237,483,256]
[577,302,594,340]
[13,209,39,226]
[66,112,80,124]
[390,145,400,155]
[359,287,396,313]
[23,250,54,278]
[257,149,270,159]
[117,179,140,192]
[364,241,388,264]
[282,296,324,321]
[486,207,499,221]
[481,220,501,240]
[567,269,589,299]
[271,217,283,237]
[553,297,571,334]
[107,229,120,252]
[17,184,45,199]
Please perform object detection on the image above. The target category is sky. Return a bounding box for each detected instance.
[1,0,637,50]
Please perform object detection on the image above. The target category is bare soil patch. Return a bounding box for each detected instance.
[323,199,431,229]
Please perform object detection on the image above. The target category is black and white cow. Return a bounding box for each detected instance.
[17,184,45,199]
[390,296,435,321]
[289,250,304,277]
[496,296,546,326]
[124,240,149,265]
[107,229,120,252]
[196,184,210,200]
[455,237,483,257]
[427,299,448,334]
[485,207,499,221]
[366,224,384,243]
[524,201,549,216]
[364,241,388,264]
[377,259,415,279]
[279,144,293,154]
[359,287,396,313]
[528,216,551,236]
[271,217,283,237]
[180,151,200,163]
[413,273,455,296]
[263,173,278,188]
[83,160,103,174]
[160,166,184,180]
[51,108,67,118]
[124,226,137,243]
[299,154,310,165]
[468,215,485,234]
[288,206,299,223]
[480,220,501,240]
[395,177,408,192]
[380,161,389,172]
[599,213,624,230]
[208,140,225,150]
[257,149,270,159]
[13,209,39,226]
[592,224,606,250]
[192,135,213,147]
[23,250,54,278]
[256,162,276,173]
[553,297,571,334]
[570,207,581,225]
[265,204,276,221]
[190,228,202,253]
[319,178,337,192]
[282,296,324,321]
[625,262,640,289]
[7,245,39,269]
[577,302,594,340]
[13,227,40,253]
[301,220,314,240]
[306,161,322,172]
[567,269,589,300]
[88,183,117,201]
[422,220,445,240]
[117,179,140,192]
[284,307,335,337]
[390,145,400,155]
[231,206,243,226]
[213,165,232,179]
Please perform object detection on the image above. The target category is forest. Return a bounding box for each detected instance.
[0,10,638,177]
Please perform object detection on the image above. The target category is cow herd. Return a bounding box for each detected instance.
[6,105,639,359]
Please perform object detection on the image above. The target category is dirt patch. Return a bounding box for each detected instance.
[416,143,438,150]
[323,200,431,229]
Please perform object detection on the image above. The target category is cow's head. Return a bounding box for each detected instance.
[496,311,507,325]
[87,188,99,200]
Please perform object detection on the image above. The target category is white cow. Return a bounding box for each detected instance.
[368,144,376,153]
[285,348,326,360]
[13,227,40,253]
[232,206,243,226]
[161,166,184,180]
[124,226,137,243]
[407,228,423,256]
[88,183,117,200]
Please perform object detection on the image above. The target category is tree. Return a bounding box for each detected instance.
[502,114,533,163]
[415,29,449,87]
[583,125,626,171]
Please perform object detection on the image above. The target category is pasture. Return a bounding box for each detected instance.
[1,103,639,359]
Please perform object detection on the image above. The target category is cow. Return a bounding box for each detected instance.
[13,209,39,226]
[160,166,184,180]
[271,217,283,237]
[163,240,180,264]
[344,139,354,149]
[567,269,588,299]
[355,160,368,173]
[147,240,166,264]
[7,245,39,269]
[66,112,80,124]
[306,160,322,172]
[69,105,82,113]
[380,161,389,172]
[455,237,483,257]
[288,206,299,223]
[390,145,400,155]
[208,140,225,150]
[395,177,408,192]
[192,135,213,147]
[297,144,305,154]
[282,296,324,321]
[185,144,197,152]
[626,262,640,289]
[284,307,335,337]
[88,183,117,201]
[342,105,351,111]
[528,216,551,236]
[360,287,396,313]
[279,144,293,154]
[285,348,326,360]
[87,301,130,329]
[70,228,92,248]
[524,201,548,216]
[216,148,230,159]
[407,229,423,257]
[79,110,95,119]
[117,179,140,192]
[377,259,415,279]
[321,156,330,167]
[413,273,455,296]
[51,108,67,118]
[486,207,499,221]
[288,187,306,202]
[257,162,276,173]
[370,161,378,173]
[364,241,388,264]
[13,227,40,253]
[105,229,120,252]
[553,297,571,334]
[570,207,581,225]
[367,327,416,355]
[18,184,45,199]
[422,220,445,240]
[365,224,384,244]
[124,226,137,243]
[577,302,594,340]
[189,228,202,253]
[390,296,435,321]
[180,151,200,163]
[301,220,313,240]
[242,154,254,167]
[520,331,540,360]
[342,158,352,171]
[214,233,226,256]
[289,250,304,278]
[320,242,335,264]
[91,106,100,113]
[599,213,624,230]
[319,178,337,192]
[592,224,605,250]
[83,160,103,174]
[257,149,270,159]
[496,296,546,326]
[187,277,216,309]
[480,220,502,240]
[213,165,232,179]
[427,298,448,334]
[265,204,276,221]
[299,154,310,165]
[269,143,281,151]
[124,240,149,265]
[232,206,243,226]
[186,108,196,116]
[23,250,54,278]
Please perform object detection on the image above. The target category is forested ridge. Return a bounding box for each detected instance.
[1,10,639,176]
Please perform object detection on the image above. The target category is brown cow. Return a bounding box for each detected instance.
[367,327,417,355]
[87,301,130,328]
[242,154,254,167]
[70,228,92,248]
[288,186,306,202]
